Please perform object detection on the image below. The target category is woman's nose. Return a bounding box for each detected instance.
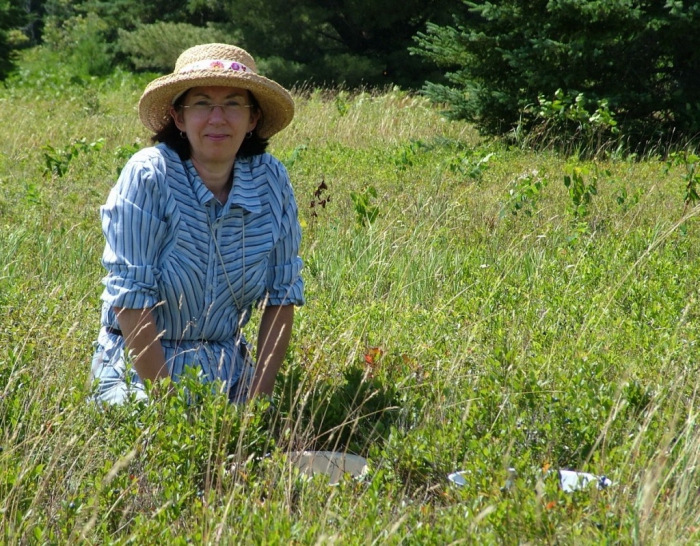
[208,104,226,120]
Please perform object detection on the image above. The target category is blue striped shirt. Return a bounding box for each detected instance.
[93,143,303,397]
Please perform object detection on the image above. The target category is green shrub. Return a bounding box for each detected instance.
[118,22,239,72]
[42,13,114,77]
[275,363,399,454]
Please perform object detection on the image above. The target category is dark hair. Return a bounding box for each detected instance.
[151,89,269,160]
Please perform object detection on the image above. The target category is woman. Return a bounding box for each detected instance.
[90,43,304,404]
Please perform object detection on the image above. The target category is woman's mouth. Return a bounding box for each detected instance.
[206,133,229,141]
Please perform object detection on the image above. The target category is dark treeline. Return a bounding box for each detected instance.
[2,0,699,149]
[4,0,462,88]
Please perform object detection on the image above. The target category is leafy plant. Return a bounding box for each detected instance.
[350,185,379,227]
[665,151,700,214]
[282,143,308,169]
[43,13,114,77]
[275,363,399,453]
[113,141,142,173]
[335,91,350,117]
[42,137,105,177]
[448,150,494,181]
[525,89,620,155]
[502,169,548,217]
[392,140,427,170]
[563,165,597,220]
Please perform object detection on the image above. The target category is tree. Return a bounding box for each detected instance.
[34,0,461,89]
[0,0,26,80]
[413,0,700,147]
[214,0,459,88]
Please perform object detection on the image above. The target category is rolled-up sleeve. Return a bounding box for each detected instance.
[265,163,305,307]
[100,154,170,310]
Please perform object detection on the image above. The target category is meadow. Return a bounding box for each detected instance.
[2,49,700,544]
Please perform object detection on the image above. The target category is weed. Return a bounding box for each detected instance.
[42,138,105,178]
[525,89,620,157]
[335,91,351,117]
[563,165,598,220]
[665,150,700,213]
[275,363,399,454]
[282,143,308,169]
[309,177,331,220]
[502,169,548,217]
[349,185,379,227]
[392,139,427,170]
[113,142,142,171]
[448,149,494,181]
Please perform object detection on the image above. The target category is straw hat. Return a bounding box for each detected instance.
[138,43,294,138]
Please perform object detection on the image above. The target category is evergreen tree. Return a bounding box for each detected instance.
[414,0,700,146]
[0,0,26,80]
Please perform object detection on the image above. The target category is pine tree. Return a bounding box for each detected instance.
[0,0,26,80]
[414,0,700,146]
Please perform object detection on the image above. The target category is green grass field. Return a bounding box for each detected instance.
[2,49,700,544]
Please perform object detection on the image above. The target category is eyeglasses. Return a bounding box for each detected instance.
[181,101,253,117]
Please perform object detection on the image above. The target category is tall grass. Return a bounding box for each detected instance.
[2,50,700,543]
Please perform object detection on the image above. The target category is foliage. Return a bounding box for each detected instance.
[42,137,104,178]
[37,0,458,88]
[414,0,700,151]
[117,21,237,71]
[448,148,494,181]
[42,12,114,76]
[205,0,458,88]
[276,363,399,453]
[502,169,548,217]
[665,150,700,214]
[4,66,700,543]
[563,165,598,220]
[522,89,620,157]
[0,0,27,80]
[43,0,212,31]
[349,185,379,227]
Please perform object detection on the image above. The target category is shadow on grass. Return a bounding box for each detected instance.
[273,363,400,455]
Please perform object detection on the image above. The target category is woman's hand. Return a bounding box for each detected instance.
[250,304,294,398]
[113,307,169,384]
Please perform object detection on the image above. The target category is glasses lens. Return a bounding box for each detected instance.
[184,102,250,116]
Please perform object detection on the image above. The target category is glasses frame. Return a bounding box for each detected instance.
[180,103,254,116]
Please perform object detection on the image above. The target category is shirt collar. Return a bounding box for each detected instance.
[185,158,262,214]
[185,161,213,206]
[229,158,262,214]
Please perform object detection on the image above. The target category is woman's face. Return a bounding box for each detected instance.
[171,86,260,169]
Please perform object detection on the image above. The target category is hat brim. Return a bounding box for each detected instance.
[138,70,294,139]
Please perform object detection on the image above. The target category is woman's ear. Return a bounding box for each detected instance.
[248,108,261,133]
[170,105,185,132]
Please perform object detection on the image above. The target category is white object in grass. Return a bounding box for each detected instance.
[447,471,468,487]
[289,451,368,485]
[559,470,613,492]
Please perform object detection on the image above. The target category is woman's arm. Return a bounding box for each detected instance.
[250,304,294,398]
[113,307,168,383]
